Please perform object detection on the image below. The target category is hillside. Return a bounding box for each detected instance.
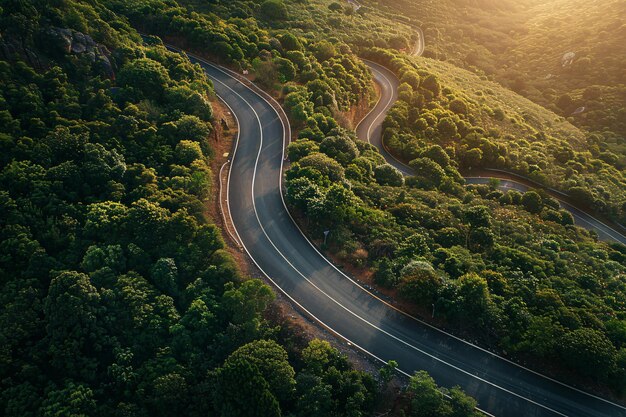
[371,0,626,142]
[363,48,626,221]
[0,0,485,416]
[179,0,417,51]
[410,56,585,144]
[500,0,626,140]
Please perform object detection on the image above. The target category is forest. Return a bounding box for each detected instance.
[0,0,483,416]
[370,0,626,169]
[285,114,626,395]
[2,0,626,414]
[282,1,626,397]
[362,48,626,222]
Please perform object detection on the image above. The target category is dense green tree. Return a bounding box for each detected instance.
[463,205,491,228]
[399,268,442,305]
[319,134,359,165]
[44,271,103,382]
[39,382,97,417]
[223,279,275,326]
[409,157,446,189]
[118,58,171,100]
[260,0,288,20]
[313,41,337,62]
[278,33,303,52]
[406,371,445,417]
[448,386,480,417]
[227,340,296,402]
[421,74,441,96]
[448,273,496,330]
[284,90,314,124]
[400,71,421,90]
[301,339,347,374]
[374,164,404,186]
[449,98,469,115]
[421,145,450,167]
[521,191,543,214]
[213,357,281,417]
[559,329,617,380]
[298,152,345,182]
[295,373,333,417]
[275,57,297,82]
[288,140,319,162]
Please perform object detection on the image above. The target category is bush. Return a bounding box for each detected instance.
[374,164,404,186]
[260,0,288,20]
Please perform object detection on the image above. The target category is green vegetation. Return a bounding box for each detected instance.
[0,0,484,415]
[7,0,625,410]
[104,0,375,121]
[180,0,417,52]
[404,371,481,417]
[0,1,385,416]
[370,0,626,161]
[364,48,626,222]
[285,100,626,395]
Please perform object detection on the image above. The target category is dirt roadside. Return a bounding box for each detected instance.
[207,98,391,381]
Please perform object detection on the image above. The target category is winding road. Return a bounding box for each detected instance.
[165,46,626,416]
[357,60,626,245]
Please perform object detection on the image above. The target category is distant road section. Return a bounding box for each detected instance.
[412,26,425,56]
[160,41,626,417]
[358,60,626,245]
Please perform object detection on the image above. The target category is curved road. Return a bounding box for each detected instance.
[167,47,626,416]
[358,61,626,245]
[412,27,425,56]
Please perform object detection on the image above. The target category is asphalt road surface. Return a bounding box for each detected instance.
[165,46,626,417]
[358,61,626,245]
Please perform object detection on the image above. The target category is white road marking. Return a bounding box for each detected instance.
[167,44,626,416]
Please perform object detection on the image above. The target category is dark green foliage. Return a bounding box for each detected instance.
[319,133,359,165]
[422,74,441,96]
[521,191,543,214]
[559,329,617,380]
[0,2,384,416]
[118,58,171,100]
[260,0,288,21]
[227,340,296,402]
[374,164,404,186]
[287,57,626,389]
[213,356,282,417]
[364,47,626,222]
[409,157,446,189]
[399,267,442,305]
[403,371,481,417]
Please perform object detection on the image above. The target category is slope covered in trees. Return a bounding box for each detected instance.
[277,0,626,402]
[363,48,626,222]
[285,114,626,396]
[370,0,626,153]
[0,0,486,416]
[0,1,380,416]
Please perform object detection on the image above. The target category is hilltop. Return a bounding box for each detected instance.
[370,0,626,141]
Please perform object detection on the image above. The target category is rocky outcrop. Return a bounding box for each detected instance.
[44,27,115,77]
[0,27,114,78]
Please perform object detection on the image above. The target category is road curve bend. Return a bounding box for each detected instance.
[170,46,626,416]
[359,61,626,245]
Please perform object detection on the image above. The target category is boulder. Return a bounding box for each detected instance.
[46,27,73,54]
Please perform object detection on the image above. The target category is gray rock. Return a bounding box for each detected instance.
[47,27,73,54]
[70,31,96,54]
[2,26,115,78]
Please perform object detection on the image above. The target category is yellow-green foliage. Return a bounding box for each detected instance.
[412,56,585,144]
[365,48,626,219]
[370,0,626,141]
